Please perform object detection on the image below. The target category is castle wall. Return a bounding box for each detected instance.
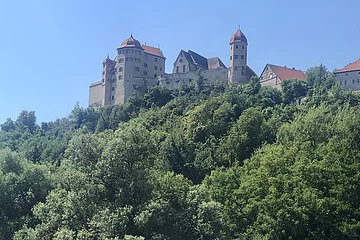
[159,68,228,90]
[89,83,103,109]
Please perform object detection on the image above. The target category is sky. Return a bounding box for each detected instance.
[0,0,359,124]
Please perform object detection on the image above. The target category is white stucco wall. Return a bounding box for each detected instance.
[335,71,360,90]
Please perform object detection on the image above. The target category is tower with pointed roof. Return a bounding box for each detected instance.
[228,28,248,84]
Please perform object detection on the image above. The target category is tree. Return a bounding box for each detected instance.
[16,110,37,133]
[281,79,308,104]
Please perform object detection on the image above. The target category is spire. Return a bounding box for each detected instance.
[238,24,240,30]
[106,53,110,59]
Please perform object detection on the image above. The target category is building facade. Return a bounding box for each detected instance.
[89,28,256,108]
[259,64,307,90]
[335,59,360,90]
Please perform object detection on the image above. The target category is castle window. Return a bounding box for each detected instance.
[143,71,147,75]
[119,58,124,63]
[144,55,148,60]
[345,80,347,84]
[160,67,162,71]
[102,71,105,75]
[135,67,140,72]
[155,57,158,62]
[236,45,238,49]
[241,55,244,59]
[231,46,232,50]
[183,65,186,72]
[112,96,114,100]
[144,63,148,67]
[358,79,359,83]
[119,67,123,72]
[242,46,245,49]
[230,56,232,60]
[112,87,115,91]
[234,55,239,59]
[179,59,183,63]
[154,74,157,78]
[119,75,123,80]
[353,79,355,84]
[176,66,179,73]
[235,66,238,70]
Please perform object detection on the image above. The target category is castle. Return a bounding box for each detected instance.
[89,28,257,109]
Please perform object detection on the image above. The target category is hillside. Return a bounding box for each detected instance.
[1,66,360,239]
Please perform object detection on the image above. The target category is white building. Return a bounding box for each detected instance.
[335,59,360,90]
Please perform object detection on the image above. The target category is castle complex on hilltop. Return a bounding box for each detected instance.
[89,28,257,108]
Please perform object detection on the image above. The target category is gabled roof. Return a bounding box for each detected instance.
[247,66,257,79]
[142,45,166,59]
[188,50,208,69]
[207,57,226,70]
[262,64,307,81]
[336,59,360,73]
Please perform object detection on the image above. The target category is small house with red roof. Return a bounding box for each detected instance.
[335,59,360,90]
[259,64,307,90]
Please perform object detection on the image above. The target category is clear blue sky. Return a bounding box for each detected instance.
[0,0,359,124]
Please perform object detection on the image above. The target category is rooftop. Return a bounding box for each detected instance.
[230,29,247,43]
[336,59,360,73]
[142,45,165,59]
[267,64,307,80]
[119,34,142,49]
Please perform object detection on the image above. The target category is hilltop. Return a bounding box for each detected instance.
[1,66,360,239]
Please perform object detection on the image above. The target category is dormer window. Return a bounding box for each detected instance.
[179,59,183,63]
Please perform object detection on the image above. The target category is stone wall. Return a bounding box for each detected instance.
[158,68,228,90]
[89,83,103,109]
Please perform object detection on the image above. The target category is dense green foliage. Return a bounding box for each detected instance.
[1,67,360,239]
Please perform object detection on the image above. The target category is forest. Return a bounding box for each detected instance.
[1,65,360,240]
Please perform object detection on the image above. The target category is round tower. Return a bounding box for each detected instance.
[228,28,248,84]
[115,34,144,105]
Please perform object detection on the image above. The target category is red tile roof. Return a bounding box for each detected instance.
[336,59,360,73]
[119,34,142,49]
[269,64,307,81]
[142,45,165,59]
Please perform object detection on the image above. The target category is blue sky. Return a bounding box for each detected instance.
[0,0,359,123]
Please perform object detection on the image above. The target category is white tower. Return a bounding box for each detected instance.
[228,28,248,84]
